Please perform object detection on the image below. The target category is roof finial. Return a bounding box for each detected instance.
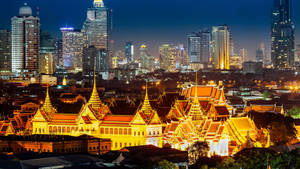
[42,87,54,113]
[194,71,199,103]
[140,79,152,113]
[87,64,102,109]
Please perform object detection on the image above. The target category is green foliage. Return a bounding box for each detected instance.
[156,160,178,169]
[217,148,300,169]
[268,121,297,145]
[187,141,209,165]
[248,111,297,145]
[287,106,300,119]
[262,90,271,100]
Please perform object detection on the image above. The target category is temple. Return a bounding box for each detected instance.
[163,75,258,156]
[31,77,163,150]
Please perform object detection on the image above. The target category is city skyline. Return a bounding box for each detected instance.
[0,0,299,59]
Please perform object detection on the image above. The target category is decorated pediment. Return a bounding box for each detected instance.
[32,109,47,122]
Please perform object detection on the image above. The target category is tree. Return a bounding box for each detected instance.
[156,160,178,169]
[262,90,271,100]
[268,121,297,145]
[187,141,209,165]
[287,106,300,119]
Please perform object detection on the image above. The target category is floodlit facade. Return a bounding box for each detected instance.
[30,78,163,150]
[163,80,258,156]
[11,3,40,73]
[212,25,230,70]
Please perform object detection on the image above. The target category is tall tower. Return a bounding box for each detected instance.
[159,44,176,72]
[212,25,230,70]
[61,27,87,71]
[271,0,295,69]
[82,0,108,50]
[0,29,11,72]
[125,42,134,63]
[11,3,40,74]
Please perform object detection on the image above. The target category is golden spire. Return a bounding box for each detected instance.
[42,87,54,113]
[88,68,102,110]
[189,71,202,120]
[194,71,199,103]
[62,76,67,86]
[140,80,152,113]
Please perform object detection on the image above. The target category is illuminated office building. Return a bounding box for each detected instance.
[175,44,188,69]
[0,30,11,72]
[82,46,109,76]
[271,0,295,69]
[159,44,176,72]
[139,45,153,71]
[212,25,230,70]
[125,42,134,63]
[82,0,108,50]
[256,43,265,63]
[11,3,40,73]
[39,53,54,75]
[61,27,87,71]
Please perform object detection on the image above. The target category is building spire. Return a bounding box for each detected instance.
[42,87,54,113]
[140,80,152,113]
[189,71,202,120]
[88,67,102,110]
[194,71,199,103]
[94,0,104,7]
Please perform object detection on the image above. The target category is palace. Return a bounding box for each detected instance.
[31,76,163,150]
[163,79,258,156]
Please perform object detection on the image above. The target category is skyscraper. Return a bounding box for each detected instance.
[82,0,108,50]
[240,48,248,63]
[296,44,300,63]
[256,43,265,63]
[271,0,295,69]
[139,45,153,71]
[159,44,176,72]
[175,44,188,69]
[187,32,201,64]
[83,46,109,76]
[125,42,134,63]
[0,30,11,72]
[11,3,40,73]
[212,25,230,70]
[61,27,87,71]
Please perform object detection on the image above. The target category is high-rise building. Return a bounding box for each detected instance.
[40,31,55,55]
[61,27,87,71]
[187,32,201,64]
[212,25,230,70]
[271,0,295,69]
[159,44,176,72]
[139,45,153,71]
[82,0,108,50]
[175,44,188,69]
[54,39,63,69]
[296,44,300,63]
[240,48,248,63]
[39,53,54,74]
[0,30,11,72]
[230,55,242,69]
[200,30,211,64]
[11,3,40,73]
[83,46,109,76]
[125,42,134,63]
[256,43,265,63]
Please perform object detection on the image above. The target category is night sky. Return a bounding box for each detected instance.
[1,0,300,59]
